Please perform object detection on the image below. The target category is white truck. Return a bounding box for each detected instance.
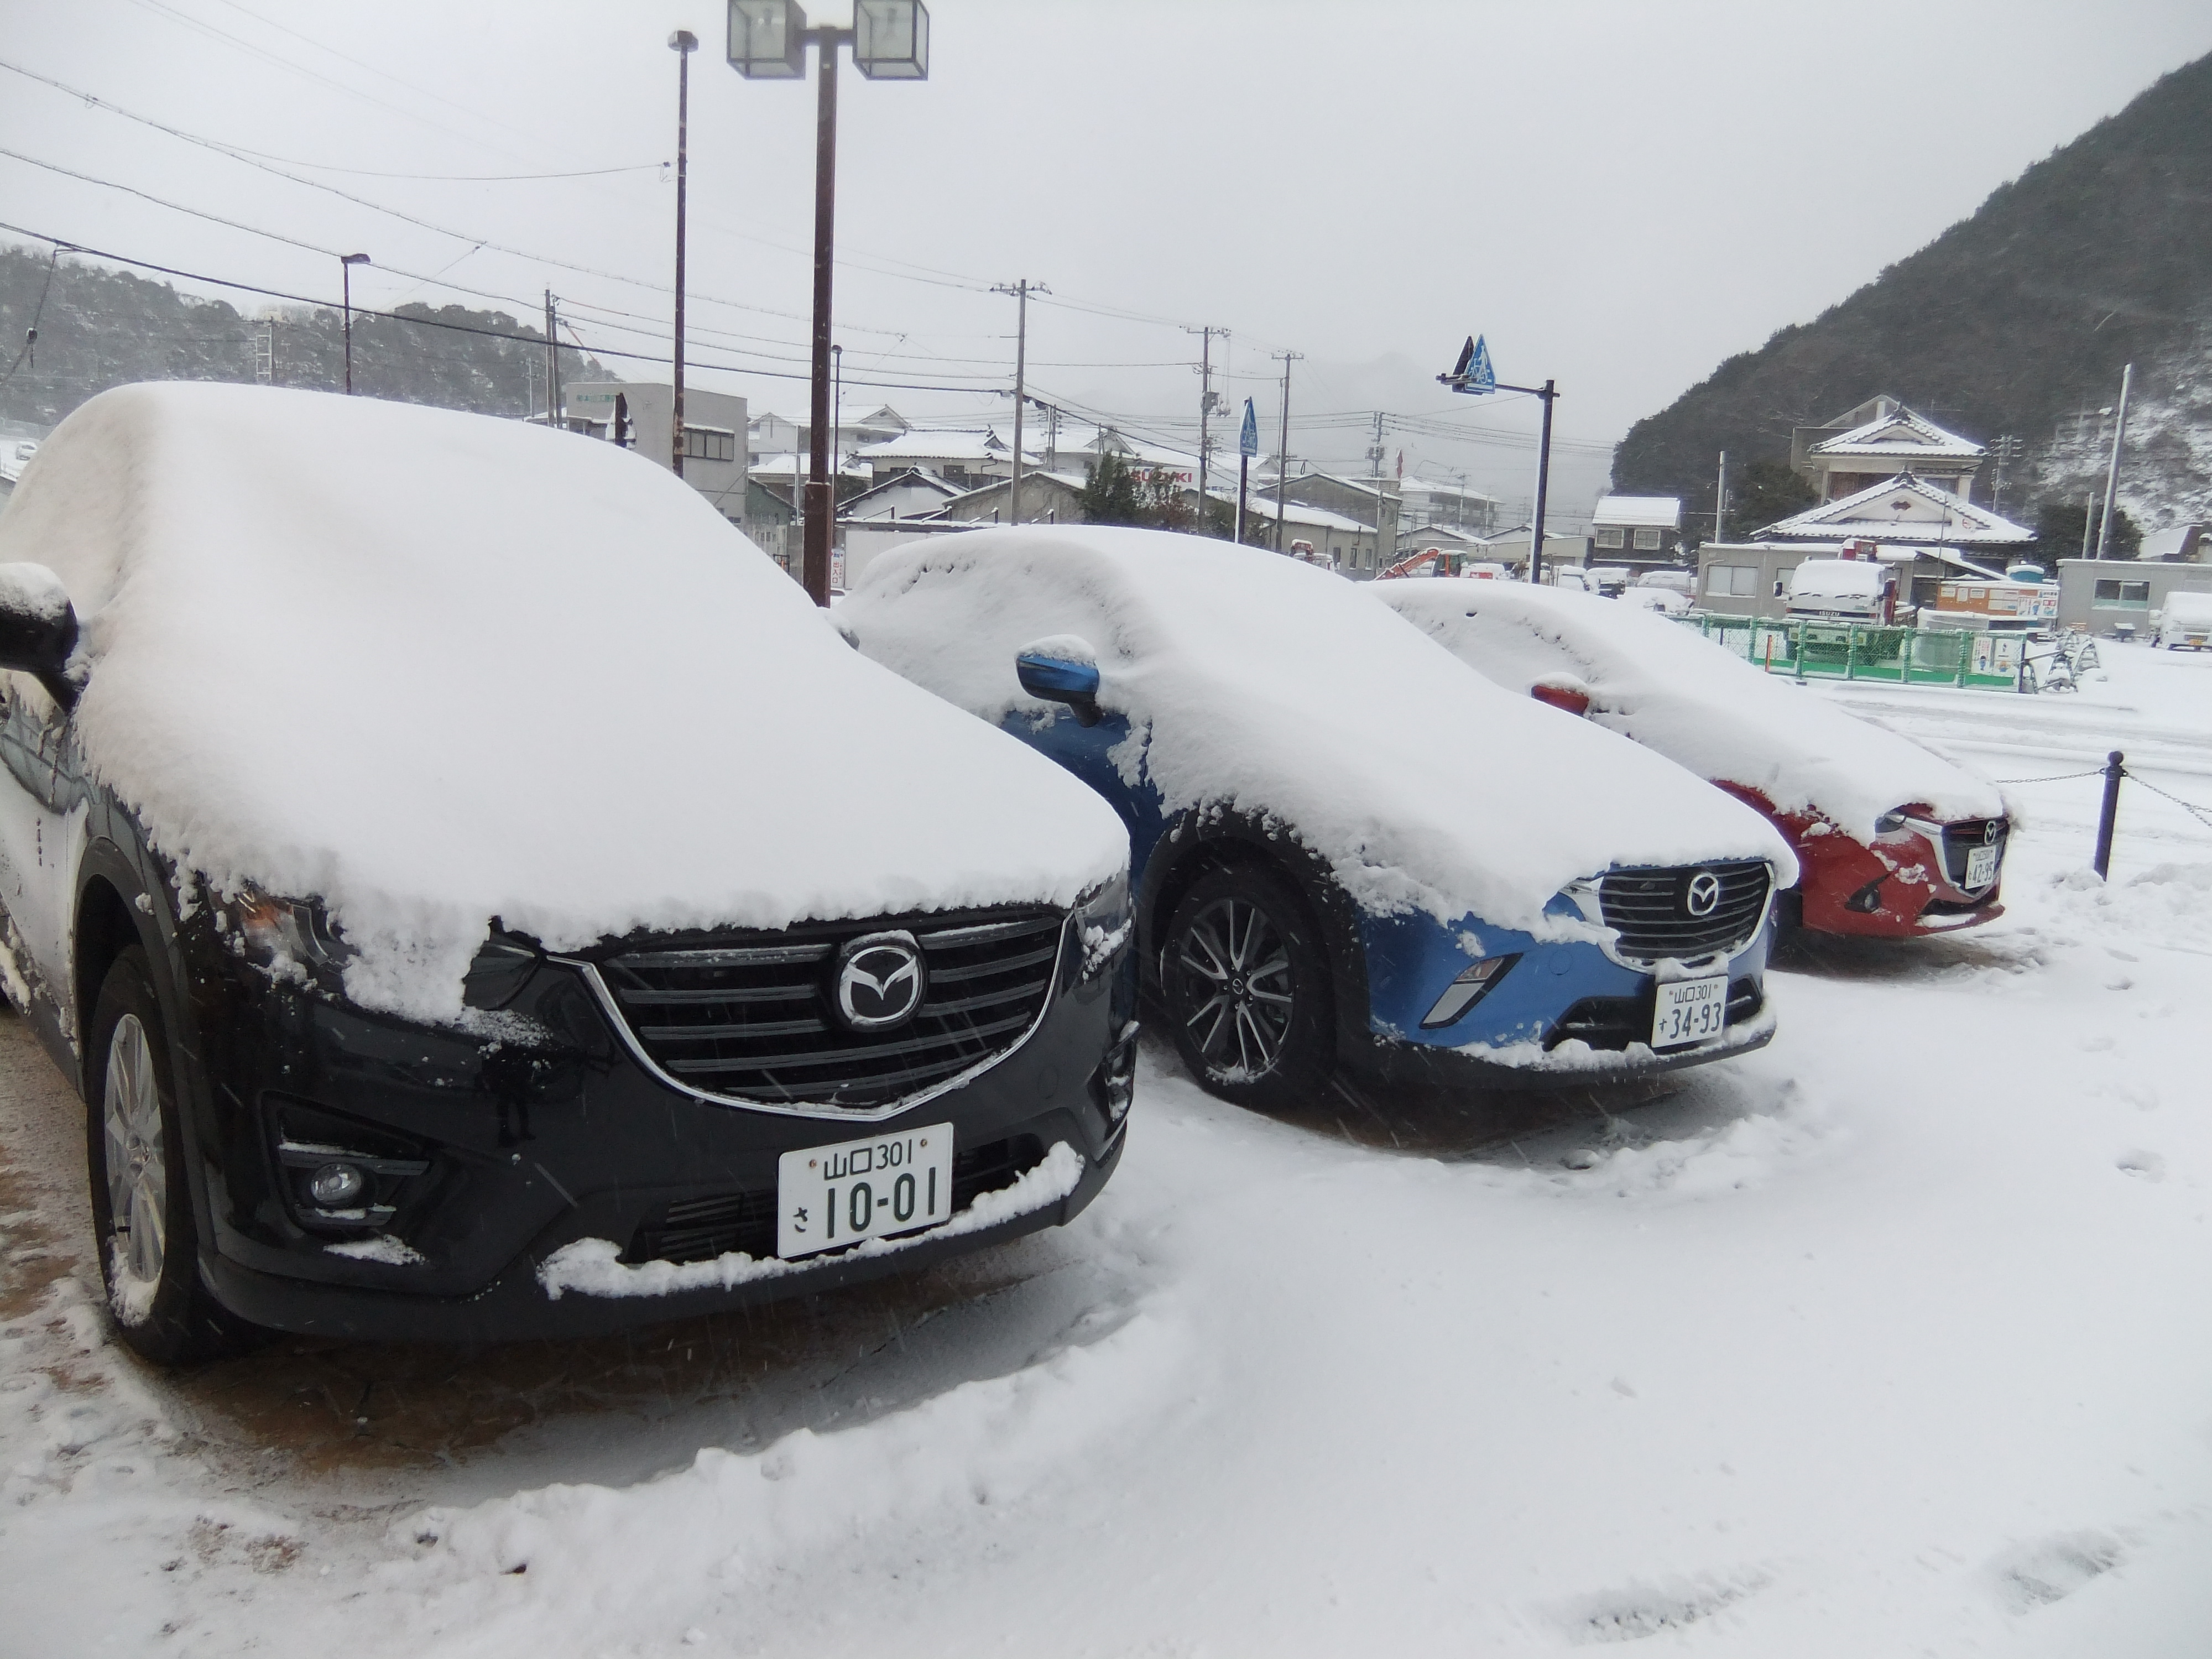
[1786,557,1896,624]
[2154,589,2212,650]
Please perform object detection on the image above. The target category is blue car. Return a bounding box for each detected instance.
[842,528,1797,1109]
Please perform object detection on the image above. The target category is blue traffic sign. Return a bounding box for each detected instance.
[1465,335,1496,395]
[1239,398,1259,457]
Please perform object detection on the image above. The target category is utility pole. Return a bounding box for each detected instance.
[543,290,561,427]
[1713,450,1728,547]
[1186,325,1224,523]
[669,30,697,477]
[1990,434,2023,516]
[339,252,369,395]
[2098,364,2133,560]
[1271,350,1300,553]
[1365,411,1389,578]
[992,279,1045,525]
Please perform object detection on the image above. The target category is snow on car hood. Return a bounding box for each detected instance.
[0,384,1125,1021]
[1371,579,2004,838]
[839,526,1794,937]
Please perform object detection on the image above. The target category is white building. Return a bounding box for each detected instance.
[1397,474,1499,537]
[561,382,750,526]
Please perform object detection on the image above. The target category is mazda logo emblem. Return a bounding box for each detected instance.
[833,932,926,1031]
[1684,872,1722,917]
[1982,821,2000,845]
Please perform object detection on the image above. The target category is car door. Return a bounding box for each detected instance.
[0,670,86,1024]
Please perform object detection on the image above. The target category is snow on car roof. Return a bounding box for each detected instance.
[839,526,1793,938]
[0,383,1125,1022]
[1370,578,2003,837]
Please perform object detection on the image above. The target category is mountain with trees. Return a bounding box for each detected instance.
[1611,52,2212,545]
[0,241,601,431]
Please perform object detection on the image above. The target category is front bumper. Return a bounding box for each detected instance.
[1354,908,1774,1091]
[181,935,1134,1342]
[1792,821,2004,938]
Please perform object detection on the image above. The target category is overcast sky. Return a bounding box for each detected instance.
[5,0,2209,521]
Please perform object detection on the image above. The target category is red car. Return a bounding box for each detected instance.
[1374,580,2008,938]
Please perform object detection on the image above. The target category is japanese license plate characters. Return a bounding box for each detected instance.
[1651,974,1728,1050]
[1964,842,2000,890]
[777,1123,954,1260]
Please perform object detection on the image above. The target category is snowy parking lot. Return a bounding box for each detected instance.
[5,643,2212,1656]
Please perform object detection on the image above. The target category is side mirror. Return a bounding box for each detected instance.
[0,564,80,709]
[1015,636,1102,727]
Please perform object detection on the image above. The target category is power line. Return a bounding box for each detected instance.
[0,221,1006,396]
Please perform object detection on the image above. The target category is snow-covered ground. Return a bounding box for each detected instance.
[4,641,2211,1656]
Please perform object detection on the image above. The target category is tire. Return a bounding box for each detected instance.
[84,947,260,1365]
[1159,863,1335,1110]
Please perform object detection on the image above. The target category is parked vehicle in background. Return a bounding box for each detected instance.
[1621,586,1690,617]
[0,384,1136,1363]
[842,527,1794,1110]
[1787,554,1899,624]
[1584,565,1634,597]
[2154,589,2212,649]
[1373,580,2011,940]
[1379,546,1505,581]
[1637,570,1696,597]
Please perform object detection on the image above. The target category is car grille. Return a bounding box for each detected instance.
[621,1135,1047,1265]
[1938,818,2008,887]
[1597,862,1772,962]
[599,906,1066,1109]
[1546,979,1762,1051]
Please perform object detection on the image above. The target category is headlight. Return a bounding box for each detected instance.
[1072,870,1132,982]
[1420,954,1519,1030]
[222,886,351,975]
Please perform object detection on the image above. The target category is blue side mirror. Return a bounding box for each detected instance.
[1015,649,1103,727]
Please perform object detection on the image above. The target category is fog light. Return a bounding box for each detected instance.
[1421,954,1519,1030]
[1094,1020,1139,1127]
[1844,880,1885,914]
[308,1161,368,1208]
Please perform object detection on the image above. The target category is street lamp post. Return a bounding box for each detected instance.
[669,29,698,478]
[339,252,370,395]
[729,1,930,607]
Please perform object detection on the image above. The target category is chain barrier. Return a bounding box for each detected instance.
[2121,771,2212,830]
[1990,768,2105,784]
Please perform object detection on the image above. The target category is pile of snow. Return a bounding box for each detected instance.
[0,384,1125,1022]
[839,526,1793,936]
[1370,578,2003,838]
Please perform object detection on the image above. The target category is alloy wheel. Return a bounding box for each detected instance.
[1175,896,1295,1078]
[102,1011,166,1297]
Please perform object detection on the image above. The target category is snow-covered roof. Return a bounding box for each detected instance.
[1399,475,1500,504]
[840,526,1792,937]
[1759,473,2032,545]
[1809,406,1983,461]
[838,466,966,515]
[1590,495,1682,530]
[1370,579,2001,839]
[855,430,1008,462]
[0,383,1125,1024]
[1399,525,1492,547]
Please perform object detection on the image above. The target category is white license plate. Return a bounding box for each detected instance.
[1651,974,1729,1050]
[777,1122,954,1260]
[1964,843,2000,889]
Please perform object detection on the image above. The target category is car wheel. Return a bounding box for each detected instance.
[85,947,260,1365]
[1160,864,1334,1109]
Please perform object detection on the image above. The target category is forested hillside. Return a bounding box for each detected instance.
[0,242,602,429]
[1613,53,2212,539]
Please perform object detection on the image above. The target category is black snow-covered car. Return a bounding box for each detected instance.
[0,384,1136,1363]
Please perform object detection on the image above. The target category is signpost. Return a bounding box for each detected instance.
[1235,397,1258,546]
[1438,334,1556,584]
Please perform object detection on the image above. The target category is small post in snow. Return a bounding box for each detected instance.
[2093,750,2125,880]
